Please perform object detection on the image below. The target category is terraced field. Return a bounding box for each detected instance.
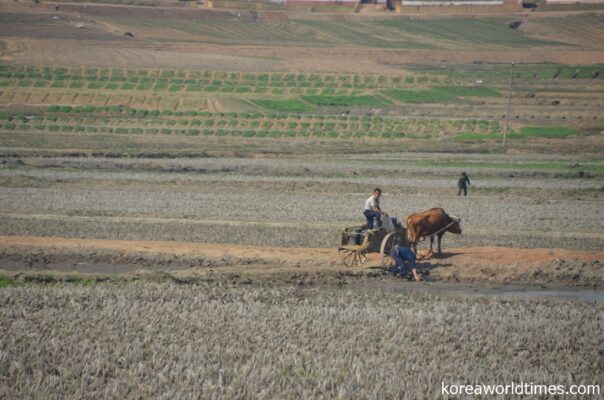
[1,61,602,141]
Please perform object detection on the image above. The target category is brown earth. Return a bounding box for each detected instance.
[7,38,604,72]
[2,2,604,70]
[1,236,602,288]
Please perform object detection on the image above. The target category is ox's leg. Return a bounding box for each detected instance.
[429,236,434,252]
[437,233,444,254]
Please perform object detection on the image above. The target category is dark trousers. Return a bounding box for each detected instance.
[390,247,416,275]
[363,210,382,229]
[457,185,467,196]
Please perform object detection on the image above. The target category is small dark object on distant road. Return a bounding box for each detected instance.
[551,100,560,106]
[124,32,135,37]
[508,21,522,29]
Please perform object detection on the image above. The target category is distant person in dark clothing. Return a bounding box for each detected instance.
[457,172,471,196]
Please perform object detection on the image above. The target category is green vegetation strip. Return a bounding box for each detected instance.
[0,63,447,92]
[375,17,563,47]
[252,99,315,113]
[0,275,18,288]
[456,126,579,141]
[411,159,604,173]
[302,95,391,107]
[2,109,502,140]
[417,64,602,81]
[384,86,500,103]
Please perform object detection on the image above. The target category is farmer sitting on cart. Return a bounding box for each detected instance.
[364,188,386,229]
[390,244,422,282]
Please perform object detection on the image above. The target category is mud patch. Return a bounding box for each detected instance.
[0,236,602,288]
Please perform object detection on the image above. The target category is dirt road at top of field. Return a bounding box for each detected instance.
[0,236,602,287]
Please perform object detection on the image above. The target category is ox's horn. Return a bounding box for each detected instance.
[450,214,461,222]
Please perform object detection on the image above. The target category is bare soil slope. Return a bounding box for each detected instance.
[2,2,604,70]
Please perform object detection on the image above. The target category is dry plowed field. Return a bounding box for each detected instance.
[2,2,604,70]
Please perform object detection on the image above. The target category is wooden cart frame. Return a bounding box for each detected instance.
[338,219,406,269]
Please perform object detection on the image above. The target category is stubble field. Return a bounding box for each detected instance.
[1,283,602,399]
[1,152,602,250]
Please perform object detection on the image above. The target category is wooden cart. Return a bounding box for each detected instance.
[338,216,406,268]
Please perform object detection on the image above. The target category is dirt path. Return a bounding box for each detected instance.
[0,236,602,287]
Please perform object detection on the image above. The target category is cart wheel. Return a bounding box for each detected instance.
[380,232,404,269]
[339,248,368,268]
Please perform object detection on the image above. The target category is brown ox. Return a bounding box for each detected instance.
[406,208,462,254]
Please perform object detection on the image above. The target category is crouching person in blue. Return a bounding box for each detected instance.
[390,245,422,282]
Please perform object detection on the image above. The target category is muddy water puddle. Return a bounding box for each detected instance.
[0,260,187,274]
[344,281,604,303]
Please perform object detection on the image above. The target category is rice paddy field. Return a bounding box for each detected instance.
[1,0,603,398]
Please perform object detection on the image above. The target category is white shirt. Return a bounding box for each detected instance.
[364,195,380,211]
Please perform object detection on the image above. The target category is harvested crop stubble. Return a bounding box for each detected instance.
[1,186,602,231]
[1,168,602,190]
[7,155,604,180]
[1,214,602,250]
[0,284,602,399]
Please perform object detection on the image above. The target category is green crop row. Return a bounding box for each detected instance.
[1,116,500,136]
[302,95,392,107]
[384,86,500,103]
[420,64,602,82]
[39,106,501,128]
[1,79,383,97]
[0,122,424,139]
[0,79,373,93]
[0,63,447,89]
[24,109,500,132]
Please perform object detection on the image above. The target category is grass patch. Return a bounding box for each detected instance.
[517,126,578,138]
[375,17,563,47]
[252,99,315,113]
[434,86,500,97]
[65,275,95,286]
[0,275,18,288]
[384,86,499,103]
[302,95,391,107]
